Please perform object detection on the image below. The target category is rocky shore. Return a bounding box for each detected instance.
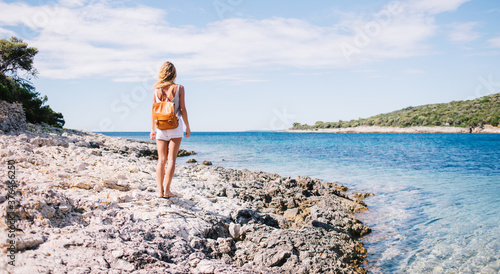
[1,124,372,273]
[283,125,500,134]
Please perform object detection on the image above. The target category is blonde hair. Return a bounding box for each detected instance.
[154,61,177,89]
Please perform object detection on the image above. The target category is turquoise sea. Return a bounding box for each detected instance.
[99,131,500,273]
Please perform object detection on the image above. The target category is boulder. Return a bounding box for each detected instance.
[0,100,27,132]
[178,149,197,157]
[102,179,130,191]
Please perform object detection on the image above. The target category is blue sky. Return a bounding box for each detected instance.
[1,0,499,131]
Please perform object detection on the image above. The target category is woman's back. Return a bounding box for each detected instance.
[155,84,181,116]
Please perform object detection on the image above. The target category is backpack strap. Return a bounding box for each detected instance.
[166,85,177,102]
[156,85,176,102]
[155,88,161,102]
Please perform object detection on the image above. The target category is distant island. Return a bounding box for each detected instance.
[287,93,500,134]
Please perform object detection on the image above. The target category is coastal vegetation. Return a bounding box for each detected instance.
[0,36,64,127]
[291,93,500,130]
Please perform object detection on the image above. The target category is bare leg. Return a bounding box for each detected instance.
[164,137,182,197]
[156,139,169,197]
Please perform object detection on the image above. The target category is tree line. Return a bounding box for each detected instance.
[292,93,499,130]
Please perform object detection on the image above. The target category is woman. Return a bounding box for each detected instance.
[150,61,191,198]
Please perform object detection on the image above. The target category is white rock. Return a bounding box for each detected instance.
[131,191,144,200]
[77,163,89,171]
[111,250,124,258]
[110,193,133,203]
[117,174,127,180]
[16,235,45,251]
[40,205,56,218]
[76,140,89,147]
[59,205,71,213]
[136,184,148,191]
[217,238,233,254]
[195,260,216,273]
[71,180,94,190]
[113,259,135,271]
[229,223,241,240]
[18,134,29,142]
[93,183,104,192]
[103,179,130,191]
[58,172,71,179]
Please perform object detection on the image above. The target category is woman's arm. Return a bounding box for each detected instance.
[150,90,156,140]
[179,85,191,138]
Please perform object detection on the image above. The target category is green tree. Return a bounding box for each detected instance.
[0,37,39,81]
[0,36,64,128]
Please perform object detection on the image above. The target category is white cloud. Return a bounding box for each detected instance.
[0,27,15,36]
[0,0,470,82]
[487,37,500,48]
[405,0,471,14]
[448,22,480,42]
[486,8,500,13]
[403,69,425,74]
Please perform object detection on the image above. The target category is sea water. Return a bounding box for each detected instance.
[98,131,500,273]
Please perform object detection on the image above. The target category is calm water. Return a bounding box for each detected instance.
[99,131,500,273]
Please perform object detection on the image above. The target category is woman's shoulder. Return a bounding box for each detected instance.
[153,88,162,99]
[153,84,183,94]
[176,84,185,93]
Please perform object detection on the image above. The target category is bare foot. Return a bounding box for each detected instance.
[163,191,178,198]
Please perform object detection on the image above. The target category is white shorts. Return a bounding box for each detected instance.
[156,118,183,141]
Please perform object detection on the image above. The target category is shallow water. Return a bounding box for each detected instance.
[99,131,500,273]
